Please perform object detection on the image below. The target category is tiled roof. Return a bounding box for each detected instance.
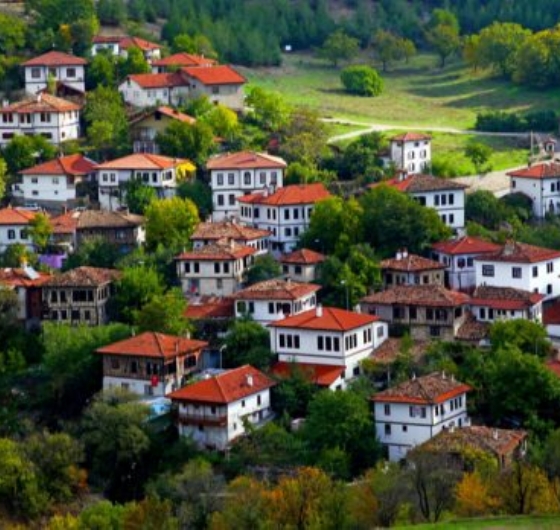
[476,241,560,264]
[184,296,235,319]
[269,306,379,332]
[376,174,467,193]
[508,163,560,180]
[233,279,320,301]
[176,240,256,261]
[152,53,216,67]
[206,151,286,170]
[22,51,87,66]
[391,132,431,142]
[271,362,344,387]
[455,311,490,342]
[0,93,81,113]
[373,371,471,404]
[280,248,325,265]
[191,221,270,242]
[420,426,527,457]
[381,253,445,272]
[361,285,469,308]
[50,211,79,234]
[96,331,207,359]
[129,106,196,126]
[0,267,51,288]
[51,210,144,235]
[544,302,560,326]
[182,65,246,85]
[0,207,38,226]
[43,266,120,287]
[238,183,331,206]
[470,286,543,310]
[167,364,275,404]
[19,154,96,177]
[95,153,193,171]
[119,36,161,51]
[370,337,429,365]
[92,35,126,44]
[126,72,187,89]
[432,236,501,256]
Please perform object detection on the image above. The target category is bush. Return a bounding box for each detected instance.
[340,65,383,96]
[475,110,558,132]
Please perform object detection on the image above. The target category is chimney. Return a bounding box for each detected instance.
[396,249,403,260]
[246,373,253,387]
[442,371,446,380]
[450,425,455,433]
[316,304,323,317]
[503,239,515,256]
[493,429,499,440]
[402,248,408,258]
[37,93,42,103]
[412,372,416,380]
[2,99,9,108]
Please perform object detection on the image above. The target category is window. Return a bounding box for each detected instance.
[243,172,251,185]
[294,335,300,349]
[449,193,454,204]
[52,177,59,185]
[130,361,138,373]
[228,194,235,205]
[284,209,290,220]
[402,425,408,432]
[259,171,266,184]
[384,404,391,416]
[384,424,391,436]
[7,229,15,240]
[30,67,41,79]
[66,67,76,78]
[217,194,224,206]
[40,112,50,123]
[533,266,539,277]
[194,262,200,273]
[441,194,447,205]
[449,214,454,224]
[318,336,324,350]
[212,86,220,95]
[325,336,332,351]
[512,267,522,278]
[217,173,224,185]
[482,265,494,277]
[241,400,246,408]
[548,262,554,273]
[228,173,234,185]
[434,195,440,206]
[409,307,417,320]
[548,284,553,294]
[285,228,292,237]
[248,302,254,313]
[430,326,441,337]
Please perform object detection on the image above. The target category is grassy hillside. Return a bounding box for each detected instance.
[397,515,560,529]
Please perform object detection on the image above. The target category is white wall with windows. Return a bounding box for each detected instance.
[390,138,431,174]
[410,189,465,231]
[24,64,86,95]
[234,292,317,325]
[0,224,34,252]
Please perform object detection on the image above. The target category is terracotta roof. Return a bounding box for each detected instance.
[280,248,325,265]
[22,51,87,67]
[206,151,286,170]
[152,53,216,67]
[0,93,81,113]
[19,154,96,177]
[191,221,270,242]
[373,371,471,404]
[508,163,560,180]
[381,253,445,272]
[184,296,235,319]
[470,286,543,311]
[375,174,467,193]
[96,35,160,51]
[370,337,429,365]
[155,106,195,124]
[43,266,120,287]
[420,426,527,458]
[456,312,490,342]
[182,65,246,85]
[238,183,331,206]
[95,153,193,171]
[391,132,432,142]
[167,364,275,404]
[544,302,560,326]
[92,35,126,44]
[0,267,51,288]
[176,240,256,261]
[126,72,187,89]
[476,241,560,264]
[271,362,344,387]
[96,332,207,359]
[432,236,501,256]
[233,279,320,301]
[269,306,379,332]
[0,207,38,226]
[50,211,79,234]
[51,210,145,235]
[361,285,469,308]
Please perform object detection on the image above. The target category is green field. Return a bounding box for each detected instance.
[397,515,560,529]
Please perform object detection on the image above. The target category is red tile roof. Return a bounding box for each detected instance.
[95,153,192,171]
[0,93,81,113]
[129,106,196,126]
[371,337,429,365]
[238,183,331,206]
[361,285,469,307]
[373,372,471,404]
[176,240,256,261]
[191,221,270,242]
[22,51,87,67]
[269,306,379,332]
[0,267,51,288]
[206,151,286,170]
[182,65,246,85]
[0,207,38,226]
[20,154,96,177]
[476,241,560,264]
[391,132,431,142]
[152,53,216,67]
[271,362,344,387]
[50,211,79,234]
[508,163,560,180]
[381,253,445,272]
[96,332,207,359]
[168,365,275,404]
[374,174,467,193]
[233,279,320,301]
[43,266,120,287]
[432,236,501,256]
[280,248,325,265]
[126,72,186,89]
[105,35,160,51]
[184,296,235,319]
[544,302,560,326]
[456,311,490,342]
[470,286,543,311]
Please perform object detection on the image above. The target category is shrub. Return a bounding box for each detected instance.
[475,110,558,132]
[340,65,383,96]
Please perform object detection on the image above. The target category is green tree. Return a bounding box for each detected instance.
[177,180,213,220]
[63,236,121,270]
[200,105,240,142]
[135,288,191,336]
[245,87,291,132]
[279,108,328,166]
[118,46,150,78]
[97,0,126,26]
[121,178,157,215]
[245,254,281,285]
[29,212,53,253]
[3,135,56,175]
[337,132,385,182]
[122,497,179,530]
[144,196,199,252]
[0,156,7,201]
[223,318,272,369]
[87,52,117,89]
[372,30,416,71]
[78,500,126,529]
[272,364,318,418]
[465,141,493,175]
[318,30,360,67]
[340,65,383,96]
[426,23,461,67]
[0,13,26,54]
[156,121,215,166]
[490,319,551,357]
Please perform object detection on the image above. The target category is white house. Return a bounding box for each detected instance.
[22,51,87,95]
[151,52,216,73]
[373,371,471,461]
[96,332,208,397]
[207,151,287,222]
[269,305,388,390]
[118,73,190,108]
[168,364,276,450]
[92,35,161,61]
[389,132,431,174]
[239,183,332,255]
[233,278,320,326]
[470,285,543,324]
[431,236,502,291]
[175,240,256,297]
[182,65,246,110]
[375,174,467,232]
[508,162,560,218]
[280,248,325,283]
[16,154,96,209]
[475,240,560,302]
[0,93,81,146]
[95,153,195,211]
[191,220,270,256]
[0,207,40,252]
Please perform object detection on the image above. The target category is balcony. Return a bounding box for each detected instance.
[178,412,227,427]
